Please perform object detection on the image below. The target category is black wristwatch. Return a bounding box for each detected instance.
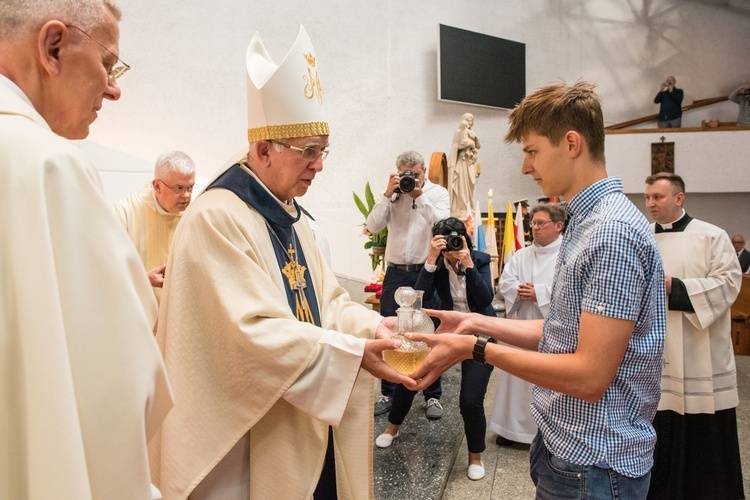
[472,334,496,364]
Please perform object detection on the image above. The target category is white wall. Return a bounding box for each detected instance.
[85,0,750,281]
[607,130,750,193]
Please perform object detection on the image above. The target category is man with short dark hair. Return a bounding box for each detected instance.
[0,0,172,497]
[654,75,684,128]
[644,172,744,500]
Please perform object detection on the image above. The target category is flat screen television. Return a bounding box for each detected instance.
[438,24,526,110]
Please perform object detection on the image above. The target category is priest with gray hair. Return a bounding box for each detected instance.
[114,150,196,299]
[0,0,172,497]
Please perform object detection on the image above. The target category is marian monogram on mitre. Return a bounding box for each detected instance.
[303,52,322,104]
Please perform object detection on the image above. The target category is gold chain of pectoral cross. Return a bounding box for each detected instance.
[264,220,315,323]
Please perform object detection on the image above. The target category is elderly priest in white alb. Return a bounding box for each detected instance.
[0,0,173,498]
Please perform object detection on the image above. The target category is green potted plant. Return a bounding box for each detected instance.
[353,182,388,271]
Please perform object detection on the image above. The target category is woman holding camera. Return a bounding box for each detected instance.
[375,217,496,481]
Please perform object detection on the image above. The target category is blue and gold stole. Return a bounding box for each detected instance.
[209,164,321,326]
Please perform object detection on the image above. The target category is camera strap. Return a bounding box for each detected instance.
[457,262,466,276]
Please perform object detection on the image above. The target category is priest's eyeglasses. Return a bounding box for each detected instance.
[269,140,329,161]
[65,24,131,80]
[530,220,553,228]
[158,179,194,195]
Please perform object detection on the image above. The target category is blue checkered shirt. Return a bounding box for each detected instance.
[530,176,666,478]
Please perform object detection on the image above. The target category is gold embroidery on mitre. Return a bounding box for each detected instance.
[247,121,329,142]
[303,52,323,104]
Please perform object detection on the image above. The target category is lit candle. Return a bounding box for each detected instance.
[488,189,493,198]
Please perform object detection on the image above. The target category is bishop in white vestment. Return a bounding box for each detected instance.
[148,26,412,500]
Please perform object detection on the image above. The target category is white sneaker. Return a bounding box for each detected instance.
[467,461,485,480]
[375,432,399,448]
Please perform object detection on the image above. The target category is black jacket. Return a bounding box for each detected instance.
[738,248,750,273]
[414,250,496,318]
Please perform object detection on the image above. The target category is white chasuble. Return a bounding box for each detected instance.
[150,182,382,500]
[0,79,173,500]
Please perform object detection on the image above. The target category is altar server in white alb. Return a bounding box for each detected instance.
[644,172,745,500]
[0,0,173,498]
[490,202,565,446]
[149,26,414,500]
[113,150,196,301]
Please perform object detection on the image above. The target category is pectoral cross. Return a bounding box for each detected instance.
[281,245,307,291]
[281,244,314,324]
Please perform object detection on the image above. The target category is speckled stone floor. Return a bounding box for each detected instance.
[373,363,464,499]
[374,355,750,500]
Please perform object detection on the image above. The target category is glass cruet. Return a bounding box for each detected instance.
[382,287,432,374]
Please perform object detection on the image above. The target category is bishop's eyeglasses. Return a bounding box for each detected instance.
[268,140,329,161]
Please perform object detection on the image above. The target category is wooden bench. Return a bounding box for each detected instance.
[731,274,750,356]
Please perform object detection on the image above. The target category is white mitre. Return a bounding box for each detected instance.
[246,25,328,142]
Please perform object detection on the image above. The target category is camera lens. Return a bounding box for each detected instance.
[445,232,463,251]
[398,170,416,193]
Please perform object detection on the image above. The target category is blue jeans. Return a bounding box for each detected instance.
[530,432,651,500]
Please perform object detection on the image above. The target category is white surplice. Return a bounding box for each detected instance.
[653,219,741,414]
[489,237,561,443]
[0,77,173,499]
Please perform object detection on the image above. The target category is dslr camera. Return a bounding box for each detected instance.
[394,170,417,193]
[443,231,463,251]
